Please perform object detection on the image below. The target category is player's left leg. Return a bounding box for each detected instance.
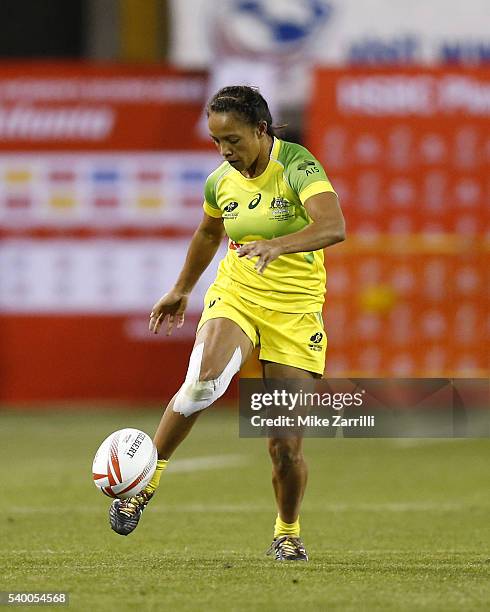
[264,362,316,561]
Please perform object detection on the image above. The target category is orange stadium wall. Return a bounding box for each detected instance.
[0,64,488,403]
[307,67,489,377]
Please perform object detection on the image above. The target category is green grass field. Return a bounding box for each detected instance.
[1,407,489,611]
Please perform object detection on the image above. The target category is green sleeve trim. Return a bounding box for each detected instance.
[278,140,334,199]
[203,200,222,218]
[203,162,229,212]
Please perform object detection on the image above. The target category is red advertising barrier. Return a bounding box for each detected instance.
[0,63,212,151]
[307,68,489,235]
[307,67,489,378]
[0,315,208,403]
[0,63,215,403]
[324,243,489,376]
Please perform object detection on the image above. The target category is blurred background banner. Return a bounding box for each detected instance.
[0,63,209,150]
[308,68,489,236]
[306,67,489,377]
[0,0,488,403]
[170,0,490,69]
[0,62,220,403]
[169,0,490,108]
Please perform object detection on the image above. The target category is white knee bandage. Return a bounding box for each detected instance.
[173,343,242,417]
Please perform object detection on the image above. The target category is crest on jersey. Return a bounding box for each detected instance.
[270,197,290,209]
[269,196,293,221]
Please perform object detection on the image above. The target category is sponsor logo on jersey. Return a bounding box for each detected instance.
[223,201,239,219]
[308,331,324,351]
[297,159,320,176]
[208,297,221,308]
[248,193,262,209]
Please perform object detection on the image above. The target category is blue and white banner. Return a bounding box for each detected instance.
[170,0,490,67]
[170,0,490,106]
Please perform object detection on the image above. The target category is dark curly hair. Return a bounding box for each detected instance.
[206,85,277,137]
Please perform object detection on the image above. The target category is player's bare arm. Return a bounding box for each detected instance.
[237,191,345,273]
[149,213,225,335]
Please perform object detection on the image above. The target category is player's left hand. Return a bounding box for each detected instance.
[237,240,283,274]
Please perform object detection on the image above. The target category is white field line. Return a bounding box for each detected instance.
[0,454,250,471]
[168,454,249,473]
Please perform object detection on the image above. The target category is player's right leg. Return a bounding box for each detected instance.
[110,317,253,536]
[152,317,253,458]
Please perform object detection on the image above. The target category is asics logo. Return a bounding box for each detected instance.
[248,193,262,209]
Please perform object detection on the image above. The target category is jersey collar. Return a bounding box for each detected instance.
[230,137,282,187]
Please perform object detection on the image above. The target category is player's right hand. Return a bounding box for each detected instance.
[149,290,189,336]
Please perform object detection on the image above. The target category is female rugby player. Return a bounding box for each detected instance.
[109,86,345,561]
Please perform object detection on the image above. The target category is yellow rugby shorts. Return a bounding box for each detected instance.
[197,285,327,375]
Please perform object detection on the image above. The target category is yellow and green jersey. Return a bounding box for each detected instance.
[203,137,336,313]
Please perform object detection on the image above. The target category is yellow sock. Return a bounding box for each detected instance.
[144,459,168,494]
[274,514,300,538]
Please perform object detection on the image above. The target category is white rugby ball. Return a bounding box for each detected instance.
[92,428,157,499]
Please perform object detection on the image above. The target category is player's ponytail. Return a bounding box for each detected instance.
[206,85,284,137]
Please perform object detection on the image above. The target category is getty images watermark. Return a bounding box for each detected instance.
[248,387,372,428]
[239,379,490,438]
